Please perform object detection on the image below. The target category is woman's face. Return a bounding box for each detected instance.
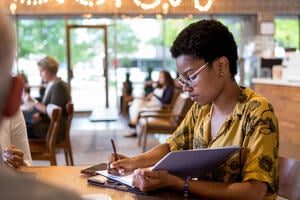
[176,55,226,105]
[158,72,166,86]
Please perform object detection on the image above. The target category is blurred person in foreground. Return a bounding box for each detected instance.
[109,19,279,200]
[24,56,71,144]
[0,109,32,168]
[1,69,32,169]
[0,9,82,200]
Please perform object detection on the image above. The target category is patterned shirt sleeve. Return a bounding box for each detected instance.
[241,95,279,197]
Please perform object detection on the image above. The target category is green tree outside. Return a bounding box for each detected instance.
[274,18,299,49]
[17,18,140,67]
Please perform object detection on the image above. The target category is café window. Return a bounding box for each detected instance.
[274,16,300,50]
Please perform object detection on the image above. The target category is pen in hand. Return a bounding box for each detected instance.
[109,139,124,176]
[111,139,118,161]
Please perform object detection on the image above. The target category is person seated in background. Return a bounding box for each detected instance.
[18,72,36,112]
[0,9,83,199]
[143,67,155,97]
[124,72,133,99]
[0,109,32,168]
[18,72,30,94]
[24,56,71,144]
[109,19,279,200]
[35,80,47,103]
[125,70,175,137]
[121,72,134,115]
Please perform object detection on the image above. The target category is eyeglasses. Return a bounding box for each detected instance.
[176,62,209,87]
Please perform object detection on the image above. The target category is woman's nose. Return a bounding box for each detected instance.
[182,83,192,92]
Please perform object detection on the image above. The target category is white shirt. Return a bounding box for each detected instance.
[42,80,54,103]
[0,109,32,165]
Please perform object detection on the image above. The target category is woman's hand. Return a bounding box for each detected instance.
[31,112,41,123]
[3,145,26,168]
[145,93,153,101]
[108,153,138,176]
[132,168,174,192]
[35,103,46,113]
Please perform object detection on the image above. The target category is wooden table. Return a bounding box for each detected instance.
[19,165,200,200]
[19,162,299,200]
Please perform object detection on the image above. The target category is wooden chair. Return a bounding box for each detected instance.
[278,156,300,200]
[137,93,193,152]
[56,102,74,165]
[135,88,181,122]
[29,108,62,166]
[139,88,181,113]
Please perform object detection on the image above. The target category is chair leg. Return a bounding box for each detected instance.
[138,134,141,146]
[142,133,148,153]
[138,125,142,147]
[137,119,146,147]
[68,146,74,166]
[50,156,57,166]
[62,146,74,166]
[141,127,148,153]
[64,150,69,165]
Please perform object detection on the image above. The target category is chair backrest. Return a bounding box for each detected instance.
[46,108,62,153]
[170,93,193,124]
[54,102,74,165]
[65,102,74,141]
[167,88,181,107]
[278,156,300,200]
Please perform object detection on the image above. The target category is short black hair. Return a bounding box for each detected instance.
[170,19,238,76]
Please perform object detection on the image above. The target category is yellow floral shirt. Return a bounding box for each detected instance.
[166,87,279,200]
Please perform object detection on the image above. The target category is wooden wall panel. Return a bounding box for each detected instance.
[254,83,300,146]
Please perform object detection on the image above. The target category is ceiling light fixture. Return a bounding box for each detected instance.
[133,0,161,10]
[75,0,106,7]
[12,0,64,6]
[169,0,181,7]
[194,0,214,12]
[9,0,214,13]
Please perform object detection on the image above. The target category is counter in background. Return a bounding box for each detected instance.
[252,78,300,87]
[252,78,300,159]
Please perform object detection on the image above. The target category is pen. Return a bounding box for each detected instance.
[111,139,118,161]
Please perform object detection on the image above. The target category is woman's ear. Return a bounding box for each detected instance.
[217,56,229,77]
[2,76,24,117]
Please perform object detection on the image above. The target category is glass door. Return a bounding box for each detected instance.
[66,24,109,112]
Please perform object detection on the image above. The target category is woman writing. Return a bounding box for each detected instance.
[110,19,279,200]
